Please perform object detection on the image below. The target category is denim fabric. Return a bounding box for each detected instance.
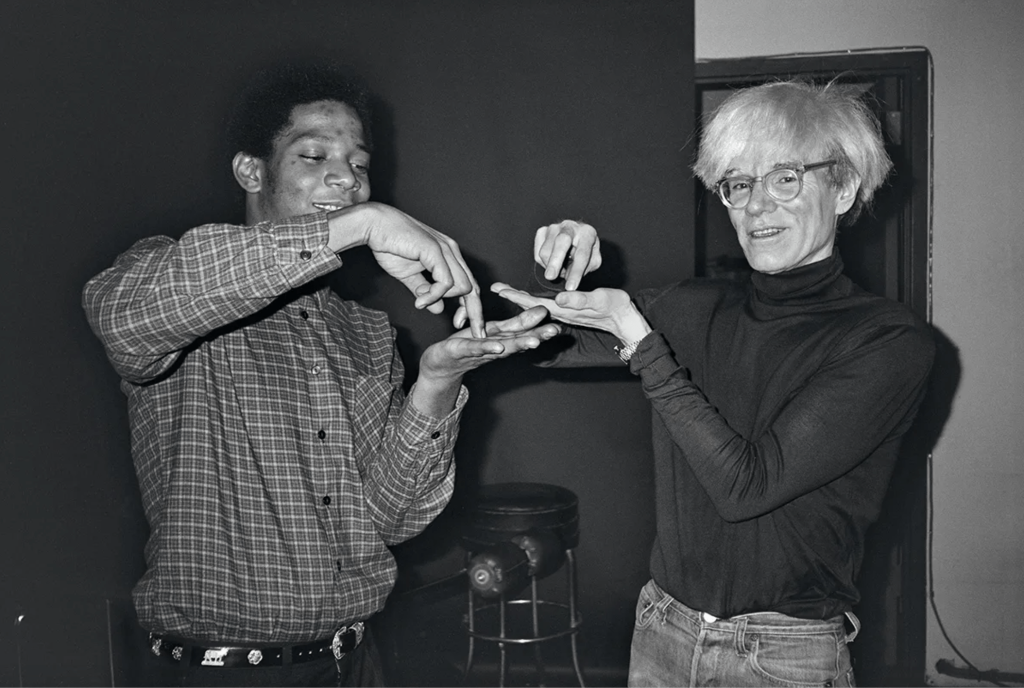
[627,580,857,687]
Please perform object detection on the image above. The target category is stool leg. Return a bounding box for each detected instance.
[499,592,508,688]
[464,553,476,681]
[530,575,547,686]
[567,549,586,687]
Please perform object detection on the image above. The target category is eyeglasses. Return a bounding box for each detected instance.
[714,160,836,209]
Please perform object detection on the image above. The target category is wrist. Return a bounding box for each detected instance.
[409,371,463,418]
[611,300,651,363]
[612,300,651,344]
[325,202,376,254]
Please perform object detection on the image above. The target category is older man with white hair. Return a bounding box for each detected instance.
[495,79,935,687]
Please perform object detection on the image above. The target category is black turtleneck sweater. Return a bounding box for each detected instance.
[545,252,935,620]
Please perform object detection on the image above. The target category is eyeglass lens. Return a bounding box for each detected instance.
[719,168,803,207]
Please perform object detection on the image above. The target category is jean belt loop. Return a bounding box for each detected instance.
[655,591,673,625]
[733,617,749,656]
[844,610,861,644]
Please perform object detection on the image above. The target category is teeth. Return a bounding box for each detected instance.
[751,227,783,238]
[313,203,345,212]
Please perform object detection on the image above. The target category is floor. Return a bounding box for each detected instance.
[375,567,626,687]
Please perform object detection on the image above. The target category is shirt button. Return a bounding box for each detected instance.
[311,365,322,375]
[299,250,312,260]
[317,429,326,440]
[322,495,331,506]
[300,310,309,320]
[430,431,441,439]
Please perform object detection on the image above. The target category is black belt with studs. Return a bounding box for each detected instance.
[149,622,364,667]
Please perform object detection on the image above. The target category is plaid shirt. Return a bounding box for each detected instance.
[83,213,464,643]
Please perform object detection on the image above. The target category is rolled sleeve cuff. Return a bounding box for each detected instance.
[628,331,683,383]
[394,385,469,469]
[269,212,343,288]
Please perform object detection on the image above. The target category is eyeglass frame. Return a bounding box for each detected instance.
[713,160,837,209]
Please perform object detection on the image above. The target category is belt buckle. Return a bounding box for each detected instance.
[331,621,364,660]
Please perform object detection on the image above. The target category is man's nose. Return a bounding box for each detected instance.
[745,181,776,215]
[325,166,359,190]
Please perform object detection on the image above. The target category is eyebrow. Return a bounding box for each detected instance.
[286,130,370,153]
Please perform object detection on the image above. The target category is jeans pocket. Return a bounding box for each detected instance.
[747,630,845,687]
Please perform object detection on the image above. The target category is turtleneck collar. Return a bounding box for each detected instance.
[749,251,849,307]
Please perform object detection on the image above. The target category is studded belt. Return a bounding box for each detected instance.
[148,622,364,667]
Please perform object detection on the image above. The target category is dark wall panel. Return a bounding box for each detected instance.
[0,1,693,683]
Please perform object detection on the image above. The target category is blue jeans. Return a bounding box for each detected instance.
[627,579,858,687]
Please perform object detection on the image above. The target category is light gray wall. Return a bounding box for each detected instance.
[696,0,1024,681]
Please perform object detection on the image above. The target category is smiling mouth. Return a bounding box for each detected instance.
[313,202,349,212]
[750,227,785,239]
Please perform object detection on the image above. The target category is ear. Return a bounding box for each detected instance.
[232,152,265,194]
[834,175,860,216]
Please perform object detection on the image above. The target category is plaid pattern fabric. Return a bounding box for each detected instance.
[83,213,463,642]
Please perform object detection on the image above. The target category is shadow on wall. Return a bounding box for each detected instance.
[852,325,961,686]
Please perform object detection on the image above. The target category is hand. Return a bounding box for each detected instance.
[491,282,646,343]
[533,220,602,291]
[410,306,561,417]
[419,306,561,380]
[331,203,484,337]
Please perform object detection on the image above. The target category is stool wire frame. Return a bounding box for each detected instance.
[464,548,585,687]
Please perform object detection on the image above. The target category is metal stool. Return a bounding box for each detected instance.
[460,482,584,687]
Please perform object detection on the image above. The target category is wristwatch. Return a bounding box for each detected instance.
[614,337,644,363]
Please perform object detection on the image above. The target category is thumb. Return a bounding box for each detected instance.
[554,290,591,310]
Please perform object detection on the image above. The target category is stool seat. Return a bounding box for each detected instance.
[461,482,580,552]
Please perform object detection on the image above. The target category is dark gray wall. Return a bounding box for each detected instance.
[0,1,693,683]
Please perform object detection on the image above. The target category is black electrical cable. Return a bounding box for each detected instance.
[928,453,1007,687]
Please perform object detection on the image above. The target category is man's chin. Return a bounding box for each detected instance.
[745,254,785,275]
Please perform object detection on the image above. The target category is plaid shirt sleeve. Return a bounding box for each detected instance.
[82,213,341,383]
[362,376,465,545]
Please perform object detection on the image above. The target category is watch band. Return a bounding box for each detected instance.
[614,338,643,363]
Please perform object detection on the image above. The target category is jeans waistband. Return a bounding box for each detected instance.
[644,579,860,643]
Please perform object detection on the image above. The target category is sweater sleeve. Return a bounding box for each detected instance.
[630,313,936,522]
